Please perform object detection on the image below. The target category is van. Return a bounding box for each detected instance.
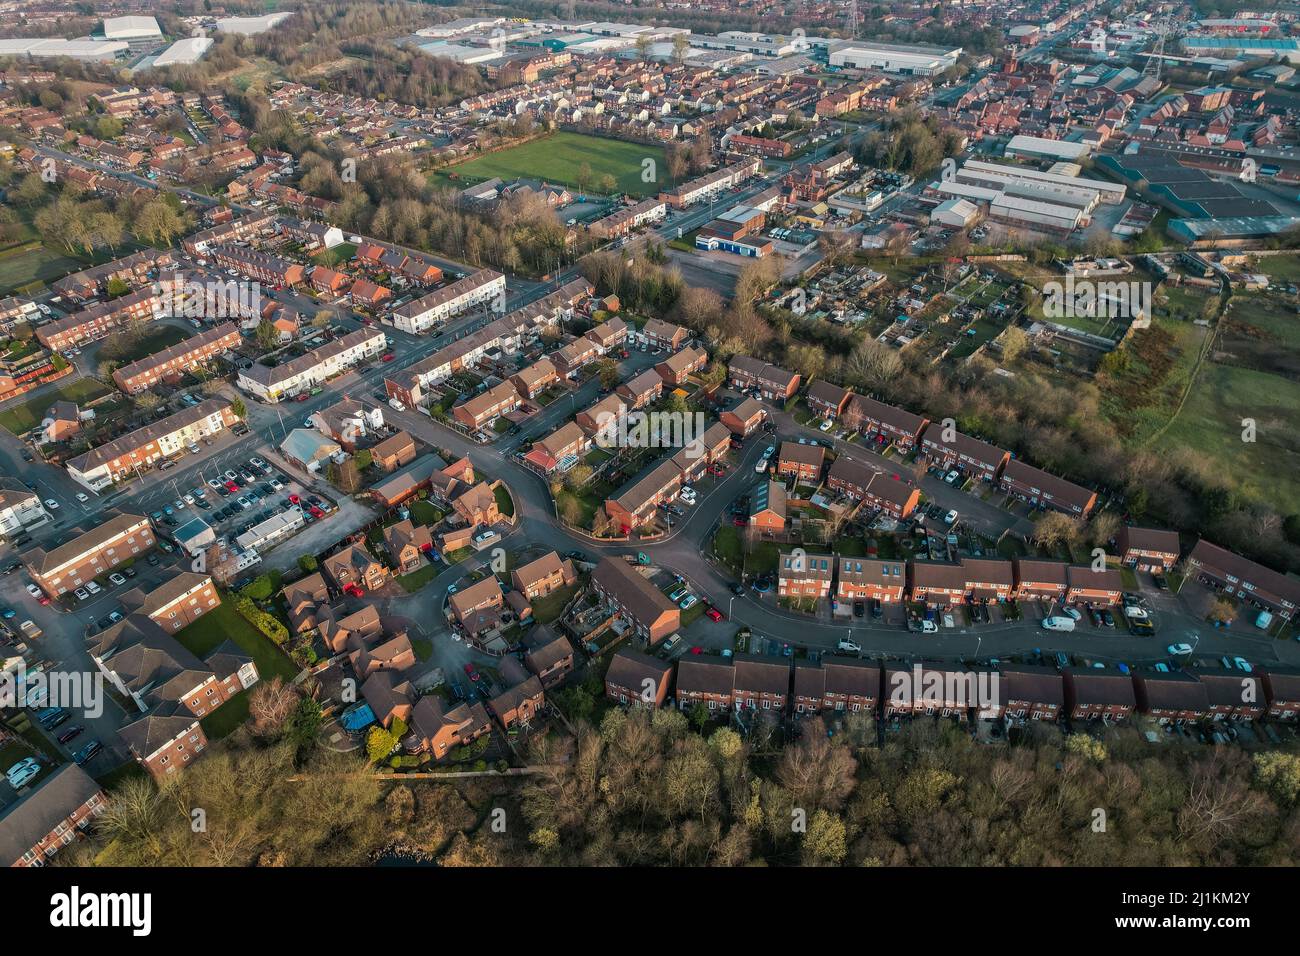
[837,637,862,653]
[1042,616,1076,632]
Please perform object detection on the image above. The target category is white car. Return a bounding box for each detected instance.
[25,584,42,599]
[188,443,201,454]
[5,758,40,789]
[250,457,267,470]
[819,419,833,432]
[43,498,59,510]
[74,587,90,601]
[837,637,862,652]
[472,530,497,546]
[1167,643,1193,656]
[1061,606,1083,621]
[920,620,939,634]
[108,573,126,586]
[183,494,195,505]
[943,510,959,525]
[85,581,102,596]
[75,492,89,503]
[679,487,696,504]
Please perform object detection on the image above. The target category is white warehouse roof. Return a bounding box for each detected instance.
[102,16,162,40]
[1005,134,1091,161]
[0,38,130,60]
[215,13,295,35]
[153,36,213,67]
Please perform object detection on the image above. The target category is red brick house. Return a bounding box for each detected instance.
[1064,668,1136,722]
[720,397,768,437]
[776,441,824,482]
[676,657,735,713]
[805,379,852,421]
[1134,671,1211,722]
[1065,565,1123,605]
[732,654,790,713]
[835,557,907,603]
[998,458,1097,518]
[1117,526,1180,571]
[605,647,673,706]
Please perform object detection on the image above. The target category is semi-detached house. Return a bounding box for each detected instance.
[237,327,386,403]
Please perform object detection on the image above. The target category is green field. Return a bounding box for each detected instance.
[0,377,112,435]
[112,325,192,364]
[0,243,85,296]
[432,132,671,198]
[175,598,299,683]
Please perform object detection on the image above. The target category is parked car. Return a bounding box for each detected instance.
[838,636,862,652]
[1042,616,1076,632]
[73,740,102,765]
[5,758,40,789]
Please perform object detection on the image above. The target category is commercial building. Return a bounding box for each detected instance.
[827,40,961,76]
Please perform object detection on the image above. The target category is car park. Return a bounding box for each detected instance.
[57,725,85,745]
[43,498,59,509]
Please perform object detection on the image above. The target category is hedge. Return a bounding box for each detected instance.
[236,596,289,645]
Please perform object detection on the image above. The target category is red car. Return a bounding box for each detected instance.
[37,595,50,606]
[705,607,724,622]
[733,516,748,527]
[296,393,309,402]
[382,353,395,363]
[309,505,324,519]
[289,493,301,505]
[344,583,365,598]
[224,481,239,492]
[463,663,480,682]
[708,464,726,477]
[620,349,630,359]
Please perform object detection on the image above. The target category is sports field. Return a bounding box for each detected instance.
[433,132,671,197]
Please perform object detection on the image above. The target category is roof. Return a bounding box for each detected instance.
[279,428,341,465]
[513,551,574,592]
[1135,671,1211,712]
[1263,666,1300,701]
[910,561,968,591]
[370,453,447,501]
[241,328,385,391]
[1065,668,1137,707]
[729,354,798,390]
[1000,458,1095,511]
[121,571,212,618]
[1065,565,1123,592]
[591,558,678,626]
[1014,559,1069,586]
[733,653,791,695]
[0,764,104,866]
[725,396,765,424]
[806,379,849,408]
[779,549,833,581]
[448,575,504,621]
[605,647,672,693]
[999,664,1064,706]
[489,675,544,717]
[677,657,736,696]
[371,429,415,460]
[920,425,1009,467]
[119,702,201,757]
[779,441,825,469]
[22,512,148,577]
[609,458,680,517]
[67,400,232,474]
[824,659,881,698]
[525,630,574,674]
[1188,539,1300,608]
[1117,526,1181,556]
[836,556,906,590]
[749,479,786,520]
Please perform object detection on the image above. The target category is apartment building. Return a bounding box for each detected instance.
[998,458,1097,518]
[391,269,506,334]
[777,550,834,599]
[119,571,220,633]
[111,322,241,394]
[23,512,153,597]
[0,764,107,867]
[118,705,209,782]
[238,327,387,402]
[66,399,238,491]
[590,557,680,646]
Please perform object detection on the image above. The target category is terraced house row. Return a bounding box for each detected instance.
[391,268,506,334]
[776,551,1124,607]
[111,321,241,394]
[36,284,165,352]
[237,327,387,402]
[66,399,239,491]
[604,647,1300,725]
[385,279,592,407]
[603,422,732,530]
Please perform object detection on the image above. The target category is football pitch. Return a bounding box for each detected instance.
[433,131,671,197]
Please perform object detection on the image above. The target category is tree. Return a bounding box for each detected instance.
[366,724,400,763]
[134,392,162,412]
[327,456,362,493]
[230,397,246,419]
[1031,511,1082,552]
[999,326,1029,363]
[313,311,332,328]
[672,33,690,64]
[249,677,299,738]
[134,198,187,246]
[255,319,280,350]
[596,172,617,195]
[298,555,318,573]
[595,358,620,391]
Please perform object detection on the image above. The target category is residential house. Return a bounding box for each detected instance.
[1262,667,1300,722]
[748,479,787,532]
[605,647,673,706]
[371,430,417,472]
[1012,559,1070,602]
[641,318,688,351]
[525,630,576,689]
[999,665,1064,721]
[511,358,559,399]
[777,441,824,482]
[778,550,834,599]
[1065,566,1123,605]
[805,379,852,421]
[835,557,907,603]
[282,572,329,633]
[510,551,577,600]
[1134,671,1211,722]
[727,355,801,400]
[322,544,388,594]
[918,426,1009,481]
[843,394,929,449]
[998,458,1097,518]
[1064,668,1136,721]
[655,346,708,386]
[448,576,506,637]
[617,368,664,409]
[488,676,545,729]
[383,519,433,573]
[1198,668,1266,721]
[605,459,682,531]
[406,696,492,760]
[590,558,680,646]
[1117,526,1181,572]
[450,482,500,529]
[733,654,791,713]
[720,397,767,437]
[0,764,107,867]
[676,657,735,713]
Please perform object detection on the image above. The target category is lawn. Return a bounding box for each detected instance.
[200,691,251,741]
[0,243,84,295]
[531,583,579,625]
[432,132,671,198]
[493,484,515,518]
[409,499,444,527]
[313,242,357,268]
[713,525,744,569]
[396,562,440,593]
[0,377,113,435]
[175,598,298,683]
[111,325,192,364]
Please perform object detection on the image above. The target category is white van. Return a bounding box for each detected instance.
[837,637,862,652]
[1042,616,1076,632]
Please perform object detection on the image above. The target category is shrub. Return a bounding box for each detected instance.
[298,555,318,573]
[236,596,289,645]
